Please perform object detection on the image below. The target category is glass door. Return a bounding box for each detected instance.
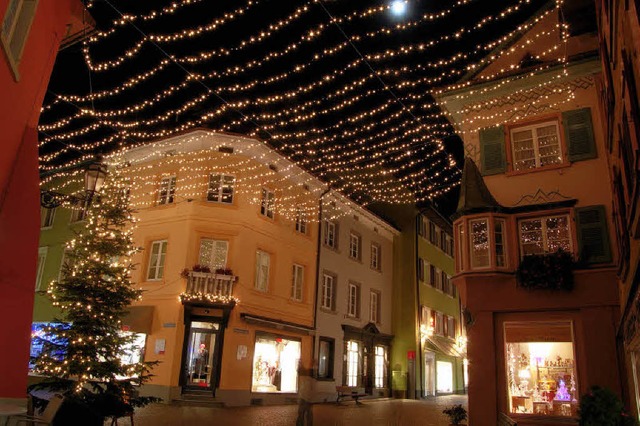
[184,321,220,389]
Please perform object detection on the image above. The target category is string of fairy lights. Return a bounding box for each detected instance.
[39,0,574,206]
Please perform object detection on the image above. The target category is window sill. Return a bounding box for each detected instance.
[319,307,337,315]
[348,256,363,264]
[315,377,335,382]
[505,161,571,177]
[370,266,382,273]
[201,200,238,208]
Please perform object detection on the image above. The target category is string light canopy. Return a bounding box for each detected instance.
[39,0,566,206]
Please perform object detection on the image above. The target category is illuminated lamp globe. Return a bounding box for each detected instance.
[390,0,407,16]
[84,157,108,195]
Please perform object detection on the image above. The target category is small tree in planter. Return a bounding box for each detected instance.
[443,404,467,426]
[579,386,636,426]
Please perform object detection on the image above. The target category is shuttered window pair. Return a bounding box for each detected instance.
[480,108,596,175]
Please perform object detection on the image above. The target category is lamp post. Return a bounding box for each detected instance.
[40,156,108,209]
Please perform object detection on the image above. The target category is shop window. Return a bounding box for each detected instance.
[115,332,147,380]
[207,174,234,204]
[504,321,579,417]
[41,207,56,229]
[29,322,70,370]
[370,243,381,271]
[346,340,360,386]
[255,250,271,292]
[436,361,454,393]
[158,176,176,205]
[198,239,228,270]
[295,207,307,234]
[1,0,37,79]
[511,121,563,171]
[147,240,167,281]
[495,219,507,267]
[318,337,334,379]
[347,282,360,318]
[291,264,304,301]
[519,215,571,257]
[323,220,338,249]
[251,335,301,393]
[374,346,387,388]
[36,247,47,290]
[349,232,361,261]
[369,290,380,324]
[470,218,490,268]
[321,273,335,310]
[260,188,275,219]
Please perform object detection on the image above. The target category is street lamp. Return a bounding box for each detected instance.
[390,0,407,17]
[40,156,108,209]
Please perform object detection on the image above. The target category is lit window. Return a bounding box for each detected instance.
[255,250,271,291]
[470,218,490,268]
[347,282,360,318]
[36,247,47,290]
[519,215,571,256]
[295,207,307,234]
[158,176,176,205]
[324,220,337,248]
[505,321,578,417]
[207,174,234,204]
[375,346,387,388]
[251,335,301,393]
[41,207,56,228]
[260,188,275,219]
[346,340,360,386]
[495,219,507,266]
[371,243,381,270]
[147,240,167,281]
[370,290,380,324]
[291,264,304,301]
[511,121,562,171]
[1,0,37,78]
[349,233,361,260]
[436,361,454,393]
[321,273,335,310]
[198,239,228,271]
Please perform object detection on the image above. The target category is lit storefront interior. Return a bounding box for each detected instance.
[184,321,220,388]
[505,321,578,417]
[342,324,392,395]
[436,360,454,393]
[251,334,301,393]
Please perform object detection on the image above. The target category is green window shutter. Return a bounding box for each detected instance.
[479,125,506,175]
[563,108,597,162]
[575,205,612,264]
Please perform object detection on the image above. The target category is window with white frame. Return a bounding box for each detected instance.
[323,220,337,248]
[1,0,37,77]
[291,264,304,301]
[519,215,571,256]
[433,266,441,289]
[511,121,563,171]
[447,316,456,339]
[495,219,507,266]
[470,218,490,268]
[41,207,55,228]
[260,188,275,219]
[70,198,89,222]
[321,273,335,310]
[347,282,360,318]
[349,232,361,260]
[255,250,271,291]
[36,247,47,290]
[158,176,176,205]
[370,290,380,324]
[58,249,73,282]
[370,243,381,270]
[346,340,360,386]
[198,239,228,270]
[295,207,307,234]
[374,346,386,388]
[435,312,444,335]
[207,174,234,203]
[147,240,167,281]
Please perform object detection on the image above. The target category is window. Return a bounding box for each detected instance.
[147,240,167,281]
[255,250,271,291]
[323,220,337,248]
[446,235,454,256]
[347,282,360,318]
[260,188,275,219]
[374,346,387,388]
[418,257,425,282]
[504,321,578,417]
[36,247,47,290]
[295,207,307,234]
[418,216,427,238]
[439,270,447,292]
[198,239,228,270]
[349,232,361,260]
[58,249,73,282]
[346,340,360,386]
[495,219,507,267]
[158,176,176,205]
[252,334,301,393]
[436,361,454,393]
[70,198,89,222]
[429,264,436,287]
[470,218,490,268]
[456,223,465,272]
[207,174,234,203]
[435,312,444,335]
[370,243,381,271]
[510,121,562,171]
[443,274,452,296]
[429,222,437,244]
[321,273,335,310]
[519,215,571,256]
[291,264,304,301]
[318,338,334,379]
[41,207,55,228]
[440,230,447,251]
[447,316,456,339]
[1,0,37,78]
[370,290,380,324]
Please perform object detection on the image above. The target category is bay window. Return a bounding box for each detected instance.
[519,215,571,257]
[470,219,490,268]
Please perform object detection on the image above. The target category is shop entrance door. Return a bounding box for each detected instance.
[424,352,436,396]
[182,320,221,392]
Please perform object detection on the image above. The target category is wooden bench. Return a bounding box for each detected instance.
[336,386,367,405]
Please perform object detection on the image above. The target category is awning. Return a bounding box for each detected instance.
[426,335,464,358]
[240,313,314,336]
[122,306,154,334]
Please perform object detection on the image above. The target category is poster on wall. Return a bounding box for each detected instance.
[155,338,166,355]
[237,345,247,360]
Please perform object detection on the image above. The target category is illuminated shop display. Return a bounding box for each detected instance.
[505,322,578,417]
[436,360,454,393]
[251,335,301,393]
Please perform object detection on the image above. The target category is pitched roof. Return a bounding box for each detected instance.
[456,157,501,214]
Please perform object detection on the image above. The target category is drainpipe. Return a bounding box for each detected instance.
[415,213,423,399]
[312,186,331,375]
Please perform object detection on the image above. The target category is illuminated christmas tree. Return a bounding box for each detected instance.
[32,171,158,420]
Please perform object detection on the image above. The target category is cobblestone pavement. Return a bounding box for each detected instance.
[133,395,467,426]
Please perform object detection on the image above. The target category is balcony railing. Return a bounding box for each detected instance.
[180,271,238,304]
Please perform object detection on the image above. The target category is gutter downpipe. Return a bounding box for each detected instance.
[415,213,423,399]
[312,186,331,374]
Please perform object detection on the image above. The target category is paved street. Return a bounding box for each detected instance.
[132,395,467,426]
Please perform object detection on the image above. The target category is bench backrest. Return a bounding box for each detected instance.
[336,386,365,394]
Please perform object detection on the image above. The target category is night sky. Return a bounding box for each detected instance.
[38,0,557,215]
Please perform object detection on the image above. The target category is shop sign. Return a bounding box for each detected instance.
[163,322,176,328]
[407,350,416,360]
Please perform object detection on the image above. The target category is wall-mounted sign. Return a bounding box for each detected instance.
[155,338,166,355]
[163,322,176,328]
[407,350,416,360]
